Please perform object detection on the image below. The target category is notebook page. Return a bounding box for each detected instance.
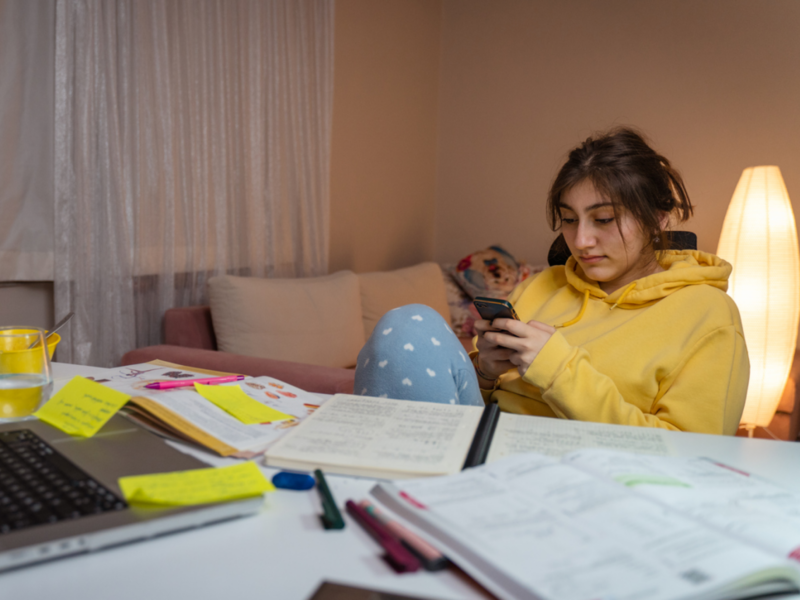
[486,413,673,462]
[264,394,484,478]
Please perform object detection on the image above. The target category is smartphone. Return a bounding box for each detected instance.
[473,297,520,322]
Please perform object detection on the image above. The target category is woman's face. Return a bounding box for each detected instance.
[559,179,662,294]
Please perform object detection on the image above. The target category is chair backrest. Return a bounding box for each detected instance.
[547,231,698,266]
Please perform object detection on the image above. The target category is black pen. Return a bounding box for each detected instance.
[314,469,345,530]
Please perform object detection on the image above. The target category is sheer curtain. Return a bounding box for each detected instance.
[54,0,334,367]
[0,0,54,281]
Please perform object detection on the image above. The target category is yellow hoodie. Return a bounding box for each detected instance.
[479,250,749,435]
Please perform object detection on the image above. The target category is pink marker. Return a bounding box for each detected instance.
[359,500,447,571]
[144,375,244,390]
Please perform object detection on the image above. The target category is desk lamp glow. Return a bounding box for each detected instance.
[716,166,800,437]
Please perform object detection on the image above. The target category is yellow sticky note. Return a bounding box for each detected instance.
[194,383,293,425]
[119,461,274,505]
[34,376,130,437]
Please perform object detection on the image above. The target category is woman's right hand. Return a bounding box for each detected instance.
[473,318,516,384]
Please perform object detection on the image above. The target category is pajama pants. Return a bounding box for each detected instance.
[353,304,484,406]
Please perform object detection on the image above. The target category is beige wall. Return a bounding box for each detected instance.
[434,0,800,265]
[329,0,442,273]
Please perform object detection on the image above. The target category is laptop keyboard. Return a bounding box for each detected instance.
[0,429,128,534]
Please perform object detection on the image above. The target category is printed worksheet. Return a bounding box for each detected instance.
[373,452,800,600]
[99,362,326,456]
[564,449,800,561]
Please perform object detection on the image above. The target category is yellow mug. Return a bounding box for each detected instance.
[0,328,58,420]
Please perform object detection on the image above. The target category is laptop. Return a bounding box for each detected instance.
[0,414,264,572]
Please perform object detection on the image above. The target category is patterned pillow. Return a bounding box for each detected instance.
[443,246,545,338]
[441,270,476,339]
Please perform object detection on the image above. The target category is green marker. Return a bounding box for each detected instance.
[314,469,345,530]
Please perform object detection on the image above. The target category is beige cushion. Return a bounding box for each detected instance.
[358,262,451,339]
[208,271,365,368]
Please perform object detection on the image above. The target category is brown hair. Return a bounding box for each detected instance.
[546,127,693,252]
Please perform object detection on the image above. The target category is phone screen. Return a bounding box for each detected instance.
[473,297,519,322]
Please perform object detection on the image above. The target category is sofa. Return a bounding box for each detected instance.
[120,304,360,394]
[120,261,800,442]
[120,262,474,395]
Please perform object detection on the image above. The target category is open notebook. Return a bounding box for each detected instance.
[262,393,673,479]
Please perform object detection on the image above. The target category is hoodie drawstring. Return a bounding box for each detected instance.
[556,281,638,328]
[557,289,590,328]
[610,282,637,310]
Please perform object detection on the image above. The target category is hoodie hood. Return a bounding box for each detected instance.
[563,250,731,309]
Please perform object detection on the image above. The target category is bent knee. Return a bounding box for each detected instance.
[373,304,450,332]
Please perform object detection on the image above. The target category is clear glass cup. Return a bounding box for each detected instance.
[0,327,54,422]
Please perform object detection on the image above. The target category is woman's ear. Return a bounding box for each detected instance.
[658,211,670,232]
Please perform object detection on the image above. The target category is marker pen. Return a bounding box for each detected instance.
[345,500,420,573]
[360,500,448,571]
[144,375,245,390]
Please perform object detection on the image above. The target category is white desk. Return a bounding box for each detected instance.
[4,363,800,600]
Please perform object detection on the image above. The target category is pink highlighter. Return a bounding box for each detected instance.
[144,375,244,390]
[359,500,448,571]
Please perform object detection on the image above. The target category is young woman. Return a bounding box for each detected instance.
[355,128,749,435]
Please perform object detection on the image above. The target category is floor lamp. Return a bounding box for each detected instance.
[716,166,800,437]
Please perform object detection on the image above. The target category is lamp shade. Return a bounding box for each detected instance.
[716,166,800,429]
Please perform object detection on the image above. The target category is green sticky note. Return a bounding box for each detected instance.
[194,383,293,425]
[34,376,130,437]
[119,461,275,505]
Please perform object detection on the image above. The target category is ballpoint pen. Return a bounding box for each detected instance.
[144,375,245,390]
[314,469,345,530]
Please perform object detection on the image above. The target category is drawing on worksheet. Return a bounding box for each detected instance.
[104,365,224,394]
[161,370,197,379]
[102,364,313,414]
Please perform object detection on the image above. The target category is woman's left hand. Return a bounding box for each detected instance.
[483,319,557,376]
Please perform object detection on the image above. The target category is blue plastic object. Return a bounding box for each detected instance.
[272,471,315,491]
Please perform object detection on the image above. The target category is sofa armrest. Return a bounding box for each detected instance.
[164,306,217,350]
[120,345,355,395]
